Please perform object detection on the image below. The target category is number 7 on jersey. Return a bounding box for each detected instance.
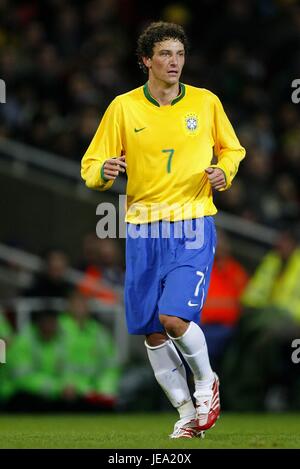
[162,149,175,173]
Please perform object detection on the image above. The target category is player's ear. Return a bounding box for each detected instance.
[142,56,151,70]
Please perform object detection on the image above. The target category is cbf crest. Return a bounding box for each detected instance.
[183,113,200,135]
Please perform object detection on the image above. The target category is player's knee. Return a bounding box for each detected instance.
[159,314,185,336]
[145,332,168,347]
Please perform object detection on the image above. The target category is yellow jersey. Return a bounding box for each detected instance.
[81,83,246,223]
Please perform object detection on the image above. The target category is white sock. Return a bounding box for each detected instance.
[168,321,214,389]
[177,400,196,420]
[145,339,195,417]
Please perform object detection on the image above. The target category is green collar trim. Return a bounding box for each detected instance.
[143,83,159,106]
[171,83,185,105]
[143,82,186,107]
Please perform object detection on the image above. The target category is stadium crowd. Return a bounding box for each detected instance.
[0,0,300,411]
[0,0,300,228]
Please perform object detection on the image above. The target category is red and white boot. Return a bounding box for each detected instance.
[194,373,220,431]
[169,417,205,439]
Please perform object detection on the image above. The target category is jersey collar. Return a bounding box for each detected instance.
[143,82,186,107]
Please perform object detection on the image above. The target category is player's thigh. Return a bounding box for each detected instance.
[158,263,213,322]
[158,222,216,321]
[125,226,163,333]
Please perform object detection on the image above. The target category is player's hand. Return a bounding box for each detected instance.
[205,167,226,190]
[102,156,127,180]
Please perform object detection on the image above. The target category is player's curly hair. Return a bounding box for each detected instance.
[137,21,189,74]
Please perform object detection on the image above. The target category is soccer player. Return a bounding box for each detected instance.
[81,21,246,438]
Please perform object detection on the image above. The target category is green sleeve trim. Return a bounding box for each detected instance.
[209,164,228,188]
[100,164,109,182]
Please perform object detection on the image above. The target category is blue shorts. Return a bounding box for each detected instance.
[124,216,217,335]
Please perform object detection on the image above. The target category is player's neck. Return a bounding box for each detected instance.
[147,79,180,106]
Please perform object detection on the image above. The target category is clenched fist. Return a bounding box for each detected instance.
[205,167,226,190]
[102,156,127,180]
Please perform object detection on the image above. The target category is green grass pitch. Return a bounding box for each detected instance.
[0,412,299,449]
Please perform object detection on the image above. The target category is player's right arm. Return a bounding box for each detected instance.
[81,97,125,191]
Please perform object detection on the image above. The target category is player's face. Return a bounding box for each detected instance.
[144,39,185,85]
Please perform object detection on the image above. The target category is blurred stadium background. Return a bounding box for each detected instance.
[0,0,300,430]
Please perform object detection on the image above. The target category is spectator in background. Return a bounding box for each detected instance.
[77,233,122,303]
[7,310,66,410]
[4,295,121,411]
[97,237,124,287]
[24,249,71,298]
[238,146,275,224]
[242,229,300,320]
[59,289,121,409]
[222,229,300,411]
[201,230,249,370]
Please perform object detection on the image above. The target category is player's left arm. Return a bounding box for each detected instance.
[206,95,246,191]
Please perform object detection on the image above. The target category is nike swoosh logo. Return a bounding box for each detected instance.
[134,127,146,133]
[188,300,199,307]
